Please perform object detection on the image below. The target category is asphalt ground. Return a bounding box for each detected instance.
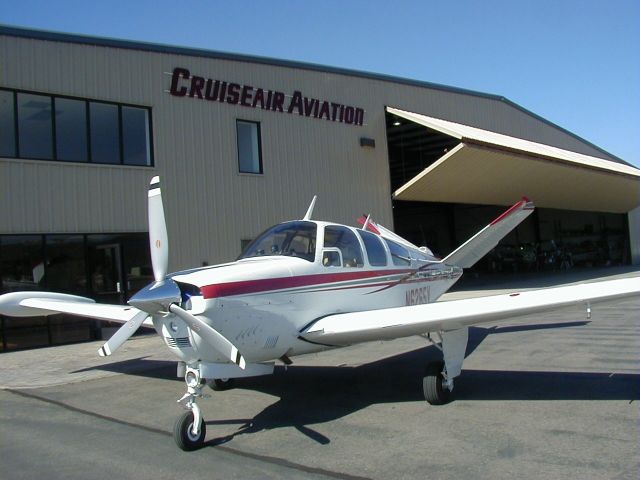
[1,267,638,479]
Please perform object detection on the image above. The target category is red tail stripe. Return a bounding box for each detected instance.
[489,198,531,226]
[356,216,381,235]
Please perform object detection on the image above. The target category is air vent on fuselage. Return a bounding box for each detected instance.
[264,336,279,349]
[165,336,191,348]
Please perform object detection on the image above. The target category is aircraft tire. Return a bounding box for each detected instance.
[174,411,206,451]
[423,361,452,405]
[208,378,235,391]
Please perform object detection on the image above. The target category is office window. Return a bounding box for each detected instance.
[122,106,151,166]
[55,98,88,162]
[0,90,16,157]
[18,93,53,160]
[237,120,262,174]
[90,102,120,164]
[0,89,154,166]
[0,235,45,292]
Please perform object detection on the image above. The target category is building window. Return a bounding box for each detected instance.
[0,88,153,166]
[55,98,88,162]
[236,120,262,174]
[0,232,152,351]
[0,90,16,157]
[122,106,151,166]
[89,102,120,164]
[17,93,53,160]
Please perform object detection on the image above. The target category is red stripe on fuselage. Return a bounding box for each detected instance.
[200,269,411,299]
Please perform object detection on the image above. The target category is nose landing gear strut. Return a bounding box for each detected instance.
[174,366,208,451]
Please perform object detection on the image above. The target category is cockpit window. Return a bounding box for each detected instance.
[238,221,316,262]
[356,229,388,266]
[384,239,411,266]
[323,226,364,268]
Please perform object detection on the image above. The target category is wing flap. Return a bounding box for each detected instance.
[301,277,639,346]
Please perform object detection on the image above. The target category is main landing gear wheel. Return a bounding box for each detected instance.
[208,378,235,391]
[174,411,206,451]
[423,361,452,405]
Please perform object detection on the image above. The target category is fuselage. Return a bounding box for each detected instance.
[149,220,463,364]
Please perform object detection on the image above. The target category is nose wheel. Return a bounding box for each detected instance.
[174,410,207,451]
[174,366,208,451]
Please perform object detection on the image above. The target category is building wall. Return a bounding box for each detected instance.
[0,33,628,271]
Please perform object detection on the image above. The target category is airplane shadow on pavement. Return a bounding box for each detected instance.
[206,321,639,446]
[76,321,639,446]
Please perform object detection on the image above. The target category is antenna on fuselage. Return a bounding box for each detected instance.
[303,196,317,220]
[362,214,371,231]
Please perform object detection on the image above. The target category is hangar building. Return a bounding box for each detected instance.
[1,25,638,350]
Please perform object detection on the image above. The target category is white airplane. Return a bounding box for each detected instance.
[1,177,637,451]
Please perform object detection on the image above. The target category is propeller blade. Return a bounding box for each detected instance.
[98,310,150,357]
[148,176,169,282]
[168,304,246,369]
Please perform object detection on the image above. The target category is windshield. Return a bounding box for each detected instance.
[238,221,317,262]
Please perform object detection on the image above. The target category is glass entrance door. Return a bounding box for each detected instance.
[89,243,124,305]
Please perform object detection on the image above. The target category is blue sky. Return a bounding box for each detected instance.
[2,0,638,166]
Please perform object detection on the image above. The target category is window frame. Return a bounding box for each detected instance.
[0,87,154,167]
[236,119,263,175]
[322,225,365,268]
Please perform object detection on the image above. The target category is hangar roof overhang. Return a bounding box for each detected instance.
[387,107,640,213]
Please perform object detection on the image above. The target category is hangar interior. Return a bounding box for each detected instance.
[385,110,632,275]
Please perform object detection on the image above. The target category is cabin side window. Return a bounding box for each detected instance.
[323,226,364,268]
[356,230,388,266]
[384,239,411,266]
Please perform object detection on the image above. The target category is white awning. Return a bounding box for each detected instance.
[388,107,640,213]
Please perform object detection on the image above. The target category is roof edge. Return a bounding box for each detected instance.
[0,24,630,167]
[0,24,502,100]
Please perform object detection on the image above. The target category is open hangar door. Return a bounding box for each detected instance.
[385,108,637,275]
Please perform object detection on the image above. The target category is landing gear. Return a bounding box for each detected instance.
[423,361,452,405]
[174,366,208,451]
[207,377,234,391]
[422,327,468,405]
[174,410,207,451]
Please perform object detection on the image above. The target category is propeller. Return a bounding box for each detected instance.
[98,310,149,357]
[98,176,247,369]
[148,176,169,282]
[169,304,246,369]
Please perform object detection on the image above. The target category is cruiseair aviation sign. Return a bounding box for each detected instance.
[169,67,365,126]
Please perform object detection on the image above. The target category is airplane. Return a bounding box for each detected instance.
[1,176,637,451]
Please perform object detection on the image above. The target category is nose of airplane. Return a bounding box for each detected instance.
[128,278,182,315]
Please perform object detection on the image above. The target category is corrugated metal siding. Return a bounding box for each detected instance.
[0,34,628,270]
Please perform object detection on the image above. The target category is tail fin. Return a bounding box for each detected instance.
[442,198,535,268]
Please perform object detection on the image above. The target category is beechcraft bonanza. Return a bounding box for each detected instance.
[1,177,638,450]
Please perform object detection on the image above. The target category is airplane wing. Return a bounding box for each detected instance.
[0,291,153,326]
[300,277,639,346]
